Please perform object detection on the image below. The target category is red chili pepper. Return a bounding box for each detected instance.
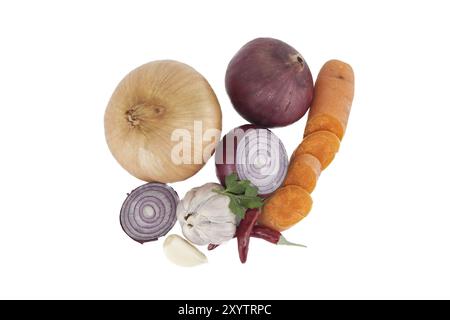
[208,224,306,251]
[236,208,261,263]
[252,225,306,247]
[250,225,280,244]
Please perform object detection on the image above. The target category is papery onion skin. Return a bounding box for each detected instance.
[120,183,179,243]
[105,60,222,183]
[215,125,288,197]
[225,38,313,127]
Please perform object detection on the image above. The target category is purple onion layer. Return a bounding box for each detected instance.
[120,183,179,243]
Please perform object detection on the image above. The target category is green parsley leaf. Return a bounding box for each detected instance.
[225,173,238,189]
[244,185,258,197]
[239,197,264,209]
[226,182,246,194]
[228,197,246,219]
[217,173,265,219]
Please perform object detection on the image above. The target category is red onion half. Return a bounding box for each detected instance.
[215,125,288,197]
[120,183,179,243]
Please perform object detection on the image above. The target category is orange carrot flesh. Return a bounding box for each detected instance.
[283,153,321,193]
[295,130,340,170]
[304,60,355,140]
[258,185,312,232]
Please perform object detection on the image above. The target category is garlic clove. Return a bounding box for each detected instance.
[163,235,208,267]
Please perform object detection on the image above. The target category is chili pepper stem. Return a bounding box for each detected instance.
[277,235,307,248]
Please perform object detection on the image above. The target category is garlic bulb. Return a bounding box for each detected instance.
[177,183,237,245]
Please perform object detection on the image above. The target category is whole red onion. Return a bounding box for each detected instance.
[225,38,314,127]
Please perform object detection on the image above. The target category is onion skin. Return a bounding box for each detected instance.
[215,124,288,197]
[225,38,313,127]
[105,60,222,183]
[120,183,179,243]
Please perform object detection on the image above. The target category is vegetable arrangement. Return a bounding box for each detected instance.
[104,37,355,266]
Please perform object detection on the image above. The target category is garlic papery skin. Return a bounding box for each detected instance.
[177,183,237,245]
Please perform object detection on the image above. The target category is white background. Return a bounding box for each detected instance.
[1,0,449,300]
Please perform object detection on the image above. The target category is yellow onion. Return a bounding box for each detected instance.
[105,60,222,183]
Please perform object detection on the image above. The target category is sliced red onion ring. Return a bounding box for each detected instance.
[215,125,288,196]
[120,183,179,243]
[236,128,288,195]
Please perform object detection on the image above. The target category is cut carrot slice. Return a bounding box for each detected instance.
[295,130,340,170]
[259,185,312,232]
[283,153,321,193]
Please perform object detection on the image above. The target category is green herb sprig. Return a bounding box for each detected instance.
[214,173,264,219]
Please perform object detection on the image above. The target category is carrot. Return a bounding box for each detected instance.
[258,60,354,232]
[294,130,340,170]
[258,185,312,232]
[283,153,321,193]
[304,60,355,140]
